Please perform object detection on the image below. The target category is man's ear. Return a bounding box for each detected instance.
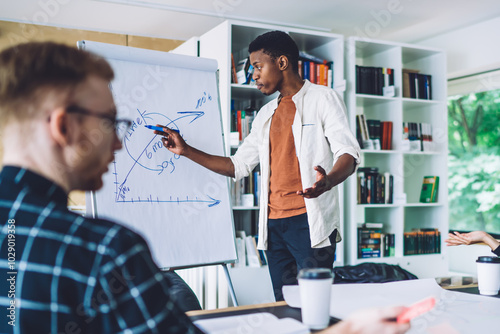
[277,55,289,71]
[48,108,70,146]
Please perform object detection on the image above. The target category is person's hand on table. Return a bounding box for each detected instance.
[319,306,410,334]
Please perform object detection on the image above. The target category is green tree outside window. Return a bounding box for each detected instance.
[448,89,500,234]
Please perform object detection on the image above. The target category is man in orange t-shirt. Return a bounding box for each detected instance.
[158,31,360,301]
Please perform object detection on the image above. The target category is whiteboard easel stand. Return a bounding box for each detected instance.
[81,40,239,309]
[222,263,238,306]
[160,262,238,307]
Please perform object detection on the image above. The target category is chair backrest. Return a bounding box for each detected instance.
[164,271,202,311]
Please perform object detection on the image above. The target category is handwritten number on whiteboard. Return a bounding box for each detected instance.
[195,91,212,109]
[158,158,175,175]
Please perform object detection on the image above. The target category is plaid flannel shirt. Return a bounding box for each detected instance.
[0,166,204,334]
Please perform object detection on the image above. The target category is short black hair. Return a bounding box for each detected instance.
[248,31,299,73]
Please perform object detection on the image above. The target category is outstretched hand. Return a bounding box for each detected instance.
[297,165,333,199]
[154,125,188,156]
[445,231,488,246]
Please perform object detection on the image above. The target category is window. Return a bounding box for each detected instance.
[448,70,500,236]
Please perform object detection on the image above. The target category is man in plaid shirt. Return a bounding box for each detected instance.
[0,42,204,334]
[0,41,410,334]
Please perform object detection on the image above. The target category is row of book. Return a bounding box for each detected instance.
[231,107,257,144]
[357,223,395,258]
[356,65,395,96]
[355,66,433,100]
[297,50,334,87]
[356,118,434,152]
[234,231,267,267]
[402,122,434,152]
[356,115,393,150]
[232,170,261,207]
[357,167,393,205]
[402,69,432,100]
[404,228,441,255]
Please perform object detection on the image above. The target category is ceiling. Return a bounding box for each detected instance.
[2,0,500,43]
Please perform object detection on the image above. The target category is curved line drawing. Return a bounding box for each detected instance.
[114,109,220,206]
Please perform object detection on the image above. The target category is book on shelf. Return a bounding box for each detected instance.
[355,114,364,148]
[381,233,396,257]
[357,167,393,204]
[254,236,267,266]
[232,107,257,144]
[420,123,433,151]
[357,224,395,259]
[362,222,383,228]
[245,64,255,85]
[358,226,381,258]
[235,57,249,84]
[233,232,267,268]
[232,168,261,207]
[309,61,316,84]
[355,65,395,96]
[237,109,243,141]
[419,176,439,203]
[402,68,432,100]
[356,116,393,150]
[404,228,441,255]
[298,51,334,88]
[234,231,247,267]
[384,172,393,204]
[245,235,262,267]
[253,170,261,206]
[366,119,381,150]
[232,178,241,206]
[381,121,393,150]
[402,122,433,152]
[355,114,373,149]
[230,53,238,84]
[402,68,419,98]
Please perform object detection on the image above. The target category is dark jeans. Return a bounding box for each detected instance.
[266,212,337,301]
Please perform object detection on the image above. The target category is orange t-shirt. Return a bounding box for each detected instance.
[268,95,307,219]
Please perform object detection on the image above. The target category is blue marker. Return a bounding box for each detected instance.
[144,125,179,133]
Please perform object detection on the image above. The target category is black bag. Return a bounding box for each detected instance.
[333,263,418,284]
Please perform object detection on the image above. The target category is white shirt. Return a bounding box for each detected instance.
[231,80,360,250]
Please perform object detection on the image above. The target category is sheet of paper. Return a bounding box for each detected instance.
[193,312,309,334]
[282,278,500,333]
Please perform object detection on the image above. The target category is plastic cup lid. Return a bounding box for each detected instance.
[476,256,500,263]
[297,268,333,279]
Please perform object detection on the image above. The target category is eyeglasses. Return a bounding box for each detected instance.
[65,105,132,141]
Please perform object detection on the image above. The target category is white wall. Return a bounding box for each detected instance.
[448,245,494,276]
[416,16,500,78]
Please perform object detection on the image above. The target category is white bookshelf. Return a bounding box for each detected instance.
[198,20,346,267]
[344,37,449,278]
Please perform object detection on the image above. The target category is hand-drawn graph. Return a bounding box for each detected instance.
[113,106,221,207]
[110,90,225,210]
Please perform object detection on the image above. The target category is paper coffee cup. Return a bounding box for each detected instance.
[297,268,333,330]
[476,256,500,295]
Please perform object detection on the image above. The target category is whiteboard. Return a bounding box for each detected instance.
[80,41,237,269]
